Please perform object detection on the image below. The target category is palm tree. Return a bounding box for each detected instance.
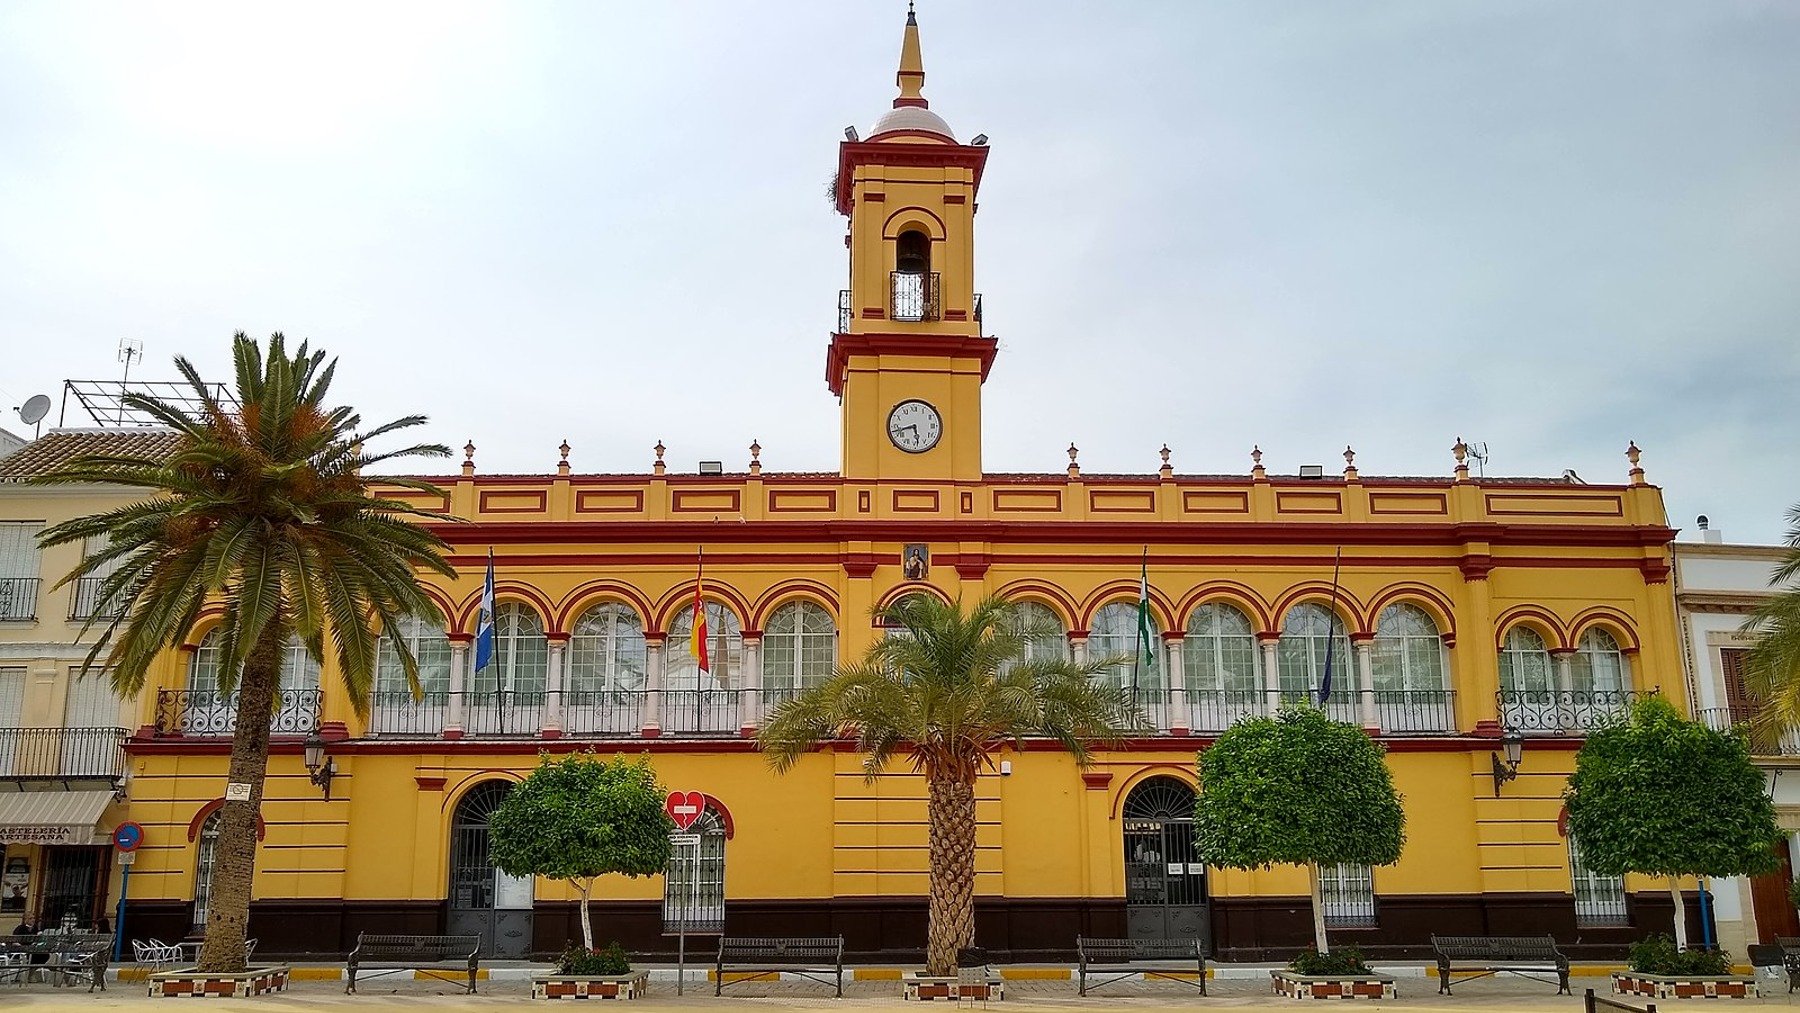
[34,333,455,973]
[757,594,1142,977]
[1747,504,1800,738]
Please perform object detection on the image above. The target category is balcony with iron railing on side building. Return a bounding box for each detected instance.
[0,726,128,781]
[1696,704,1800,756]
[0,577,41,621]
[68,575,126,621]
[152,688,323,737]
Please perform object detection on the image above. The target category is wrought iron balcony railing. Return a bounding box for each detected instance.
[1498,689,1636,735]
[656,688,742,736]
[68,575,125,621]
[838,289,852,332]
[154,688,323,737]
[1279,689,1364,726]
[0,727,128,780]
[890,271,940,322]
[1695,705,1800,755]
[1183,689,1264,733]
[0,577,41,621]
[1370,689,1458,734]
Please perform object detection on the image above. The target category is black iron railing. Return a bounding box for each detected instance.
[460,688,550,737]
[68,576,125,620]
[154,688,322,736]
[1371,689,1458,734]
[1278,689,1363,726]
[366,689,452,737]
[0,727,127,779]
[558,689,643,737]
[1182,689,1262,732]
[890,271,940,322]
[974,292,984,331]
[0,577,40,621]
[657,689,741,736]
[838,289,852,332]
[1498,689,1635,735]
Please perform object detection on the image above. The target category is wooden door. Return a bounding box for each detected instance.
[1749,842,1800,943]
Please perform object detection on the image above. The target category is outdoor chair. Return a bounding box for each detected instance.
[133,938,180,970]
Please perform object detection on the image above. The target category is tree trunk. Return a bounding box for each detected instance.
[1670,876,1689,950]
[578,880,594,952]
[1308,863,1330,954]
[925,766,977,977]
[195,628,284,974]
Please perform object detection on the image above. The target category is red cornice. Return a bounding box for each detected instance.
[825,332,999,395]
[835,140,989,216]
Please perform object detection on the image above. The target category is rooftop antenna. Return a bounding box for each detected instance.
[116,338,143,425]
[14,394,50,439]
[1465,441,1489,478]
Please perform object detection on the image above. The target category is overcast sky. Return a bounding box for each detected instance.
[1,2,1795,543]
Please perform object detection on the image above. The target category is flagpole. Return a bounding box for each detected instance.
[1319,547,1344,708]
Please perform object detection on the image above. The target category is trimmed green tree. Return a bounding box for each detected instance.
[1193,707,1406,953]
[1564,695,1783,950]
[488,754,675,951]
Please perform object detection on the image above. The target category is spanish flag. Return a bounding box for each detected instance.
[689,551,709,675]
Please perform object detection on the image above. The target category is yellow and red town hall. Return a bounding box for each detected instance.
[1,10,1696,961]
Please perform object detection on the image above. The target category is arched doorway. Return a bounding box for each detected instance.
[447,781,534,957]
[1122,777,1208,949]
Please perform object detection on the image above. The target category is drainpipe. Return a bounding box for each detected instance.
[1698,875,1715,950]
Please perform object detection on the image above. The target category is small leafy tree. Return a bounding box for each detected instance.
[1565,695,1782,949]
[488,754,674,951]
[1193,707,1406,953]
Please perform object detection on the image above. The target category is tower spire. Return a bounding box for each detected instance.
[895,2,927,108]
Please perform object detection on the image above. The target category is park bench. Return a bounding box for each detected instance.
[0,934,112,991]
[345,933,480,994]
[1076,936,1206,996]
[715,935,844,997]
[1431,934,1569,995]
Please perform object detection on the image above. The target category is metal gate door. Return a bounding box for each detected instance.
[1122,778,1208,950]
[447,781,534,958]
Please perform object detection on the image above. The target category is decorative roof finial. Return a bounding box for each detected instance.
[749,439,762,476]
[557,440,571,476]
[1626,440,1645,484]
[1452,437,1470,481]
[462,440,476,476]
[1066,442,1080,479]
[895,0,927,109]
[1158,443,1172,479]
[653,440,667,476]
[1343,445,1359,481]
[1250,445,1266,481]
[559,440,570,462]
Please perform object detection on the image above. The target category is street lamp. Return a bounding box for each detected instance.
[1491,732,1525,796]
[303,734,337,801]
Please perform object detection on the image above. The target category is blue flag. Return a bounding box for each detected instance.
[473,548,495,671]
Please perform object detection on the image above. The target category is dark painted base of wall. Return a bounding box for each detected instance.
[124,890,1712,963]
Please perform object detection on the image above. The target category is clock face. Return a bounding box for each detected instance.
[887,400,943,453]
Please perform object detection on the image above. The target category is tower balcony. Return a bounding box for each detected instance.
[890,270,941,322]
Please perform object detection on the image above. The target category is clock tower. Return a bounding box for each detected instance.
[827,7,994,483]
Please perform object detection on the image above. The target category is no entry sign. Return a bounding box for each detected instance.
[665,791,704,831]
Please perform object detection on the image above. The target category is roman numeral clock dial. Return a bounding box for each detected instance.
[887,399,942,453]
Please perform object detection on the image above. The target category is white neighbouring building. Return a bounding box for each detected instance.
[1673,519,1800,954]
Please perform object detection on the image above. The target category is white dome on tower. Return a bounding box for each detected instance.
[870,105,956,143]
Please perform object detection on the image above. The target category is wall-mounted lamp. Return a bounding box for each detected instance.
[303,733,338,801]
[1490,732,1524,796]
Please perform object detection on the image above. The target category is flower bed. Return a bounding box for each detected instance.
[1271,970,1396,1001]
[147,966,290,998]
[1613,972,1757,1000]
[532,972,648,1000]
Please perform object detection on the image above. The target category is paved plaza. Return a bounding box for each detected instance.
[9,972,1800,1011]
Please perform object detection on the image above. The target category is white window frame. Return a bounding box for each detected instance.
[1319,862,1377,927]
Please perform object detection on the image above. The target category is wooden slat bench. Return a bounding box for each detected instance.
[345,933,480,994]
[1431,934,1569,995]
[715,936,843,997]
[0,934,112,991]
[1076,936,1206,996]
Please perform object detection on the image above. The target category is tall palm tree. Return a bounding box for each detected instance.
[757,594,1142,977]
[1747,504,1800,736]
[34,333,455,973]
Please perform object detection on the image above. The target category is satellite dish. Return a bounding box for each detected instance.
[17,394,50,426]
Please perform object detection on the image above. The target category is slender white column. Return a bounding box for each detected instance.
[1164,634,1187,734]
[740,635,762,734]
[1261,637,1282,715]
[1355,639,1379,730]
[544,639,566,734]
[1070,635,1088,667]
[642,640,663,736]
[446,641,467,737]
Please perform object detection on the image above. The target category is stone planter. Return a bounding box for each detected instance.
[532,972,649,1000]
[148,966,291,998]
[1271,969,1397,1000]
[1612,971,1758,1000]
[902,971,1005,1001]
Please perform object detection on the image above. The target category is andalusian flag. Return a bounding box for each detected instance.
[1133,548,1156,691]
[689,550,709,676]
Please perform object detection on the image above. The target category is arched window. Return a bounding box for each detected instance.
[1004,601,1069,671]
[762,601,836,698]
[479,603,548,696]
[665,602,745,692]
[181,629,322,736]
[1371,605,1446,692]
[1572,629,1629,693]
[193,809,222,929]
[567,603,647,695]
[375,610,453,696]
[892,229,935,321]
[1570,837,1627,926]
[188,629,320,693]
[1498,627,1554,694]
[1184,604,1259,694]
[663,804,727,933]
[881,592,934,641]
[895,229,931,275]
[1277,603,1351,697]
[1088,602,1161,692]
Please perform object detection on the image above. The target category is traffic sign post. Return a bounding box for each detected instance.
[112,822,144,961]
[666,793,705,995]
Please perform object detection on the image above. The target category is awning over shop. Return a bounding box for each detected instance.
[0,790,115,846]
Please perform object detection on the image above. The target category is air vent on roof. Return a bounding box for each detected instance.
[1298,464,1324,479]
[698,461,723,475]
